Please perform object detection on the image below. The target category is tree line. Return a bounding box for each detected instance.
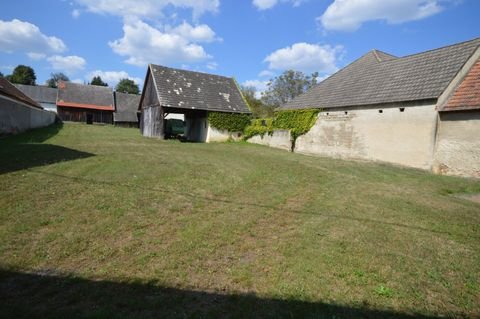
[241,70,320,118]
[0,65,140,94]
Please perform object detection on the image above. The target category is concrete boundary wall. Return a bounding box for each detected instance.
[0,96,56,135]
[295,104,438,170]
[247,130,292,151]
[433,111,480,178]
[206,126,242,142]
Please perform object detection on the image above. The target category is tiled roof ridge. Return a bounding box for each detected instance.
[149,63,233,81]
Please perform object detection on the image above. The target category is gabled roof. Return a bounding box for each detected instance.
[14,84,57,104]
[0,78,42,109]
[281,38,480,110]
[57,81,114,111]
[114,92,140,122]
[144,64,250,113]
[440,60,480,112]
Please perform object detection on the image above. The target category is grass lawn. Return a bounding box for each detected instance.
[0,123,479,318]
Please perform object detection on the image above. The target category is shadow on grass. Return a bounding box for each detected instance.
[0,269,444,319]
[0,124,94,175]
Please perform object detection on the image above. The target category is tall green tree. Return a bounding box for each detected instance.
[90,76,108,87]
[8,65,37,85]
[46,72,70,88]
[261,70,319,108]
[115,78,139,94]
[0,71,3,78]
[240,85,274,118]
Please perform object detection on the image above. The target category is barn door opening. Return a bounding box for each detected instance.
[86,113,93,124]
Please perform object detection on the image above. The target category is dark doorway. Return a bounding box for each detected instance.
[86,114,93,124]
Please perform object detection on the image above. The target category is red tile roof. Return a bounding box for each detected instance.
[0,78,42,109]
[442,59,480,111]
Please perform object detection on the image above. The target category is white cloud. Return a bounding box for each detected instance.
[242,79,269,98]
[258,70,275,78]
[86,70,142,87]
[27,52,47,60]
[253,0,306,10]
[72,9,81,18]
[318,0,445,31]
[206,62,218,70]
[0,19,66,55]
[168,21,219,42]
[264,42,342,74]
[109,20,212,67]
[75,0,219,20]
[253,0,278,10]
[71,78,85,84]
[47,55,86,74]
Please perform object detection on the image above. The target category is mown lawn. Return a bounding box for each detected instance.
[0,123,479,318]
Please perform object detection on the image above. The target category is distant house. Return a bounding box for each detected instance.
[14,84,58,113]
[113,91,140,127]
[57,81,114,124]
[274,37,480,177]
[139,64,250,142]
[0,78,56,134]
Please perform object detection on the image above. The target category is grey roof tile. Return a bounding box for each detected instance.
[281,38,480,110]
[57,81,114,108]
[14,84,57,104]
[114,92,140,122]
[149,64,250,113]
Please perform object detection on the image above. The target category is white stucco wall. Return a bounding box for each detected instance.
[433,111,480,178]
[206,126,242,143]
[247,130,292,151]
[0,96,56,135]
[295,104,438,169]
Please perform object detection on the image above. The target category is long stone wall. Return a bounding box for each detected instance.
[295,104,438,170]
[433,111,480,178]
[206,126,243,143]
[247,130,292,151]
[0,96,56,135]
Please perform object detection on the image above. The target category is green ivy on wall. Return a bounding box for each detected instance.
[244,118,274,139]
[208,111,251,132]
[273,109,320,140]
[244,109,320,141]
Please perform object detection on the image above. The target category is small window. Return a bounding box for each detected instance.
[399,107,405,112]
[378,110,383,114]
[344,111,348,115]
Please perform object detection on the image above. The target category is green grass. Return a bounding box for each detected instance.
[0,123,479,318]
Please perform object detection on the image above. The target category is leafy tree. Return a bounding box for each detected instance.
[0,71,3,78]
[241,85,274,118]
[8,65,37,85]
[46,72,70,88]
[115,78,139,94]
[261,70,319,108]
[90,76,108,87]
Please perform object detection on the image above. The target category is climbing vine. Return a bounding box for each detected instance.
[244,109,320,141]
[273,109,320,140]
[208,111,251,132]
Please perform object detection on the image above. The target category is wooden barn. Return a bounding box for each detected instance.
[113,91,140,127]
[139,64,250,142]
[57,81,114,124]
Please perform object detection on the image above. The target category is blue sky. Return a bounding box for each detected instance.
[0,0,479,93]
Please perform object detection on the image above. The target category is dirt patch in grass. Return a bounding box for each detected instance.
[456,193,480,204]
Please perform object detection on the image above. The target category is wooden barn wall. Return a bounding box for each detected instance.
[140,72,164,138]
[57,107,113,124]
